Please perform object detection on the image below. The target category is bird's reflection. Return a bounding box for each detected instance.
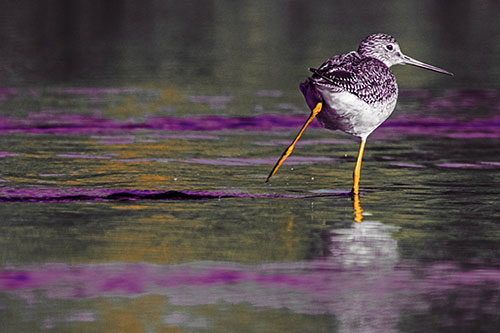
[323,194,400,274]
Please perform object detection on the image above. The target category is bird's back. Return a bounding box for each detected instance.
[300,51,399,138]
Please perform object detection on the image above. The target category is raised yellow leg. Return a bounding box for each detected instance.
[351,139,366,195]
[266,102,323,182]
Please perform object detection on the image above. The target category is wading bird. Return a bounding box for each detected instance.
[266,33,453,195]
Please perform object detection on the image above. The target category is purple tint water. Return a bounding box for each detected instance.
[1,112,498,138]
[1,260,499,323]
[2,89,500,139]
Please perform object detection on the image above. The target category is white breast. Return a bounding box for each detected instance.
[316,90,397,139]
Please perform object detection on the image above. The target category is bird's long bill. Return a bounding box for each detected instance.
[402,55,453,76]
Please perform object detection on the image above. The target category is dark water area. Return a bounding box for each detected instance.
[1,1,500,332]
[1,0,500,89]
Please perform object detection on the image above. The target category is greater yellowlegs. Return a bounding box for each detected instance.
[266,33,453,195]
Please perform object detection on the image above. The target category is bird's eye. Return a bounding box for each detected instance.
[386,44,393,51]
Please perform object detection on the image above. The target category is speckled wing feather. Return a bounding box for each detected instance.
[308,52,397,105]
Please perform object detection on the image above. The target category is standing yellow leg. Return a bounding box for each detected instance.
[266,102,323,182]
[351,139,366,195]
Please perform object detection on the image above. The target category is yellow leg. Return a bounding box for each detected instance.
[266,102,323,182]
[351,139,366,195]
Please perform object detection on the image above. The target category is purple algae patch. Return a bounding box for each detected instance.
[390,163,426,168]
[198,269,244,285]
[2,88,499,138]
[0,88,18,101]
[1,260,500,315]
[0,113,319,134]
[479,161,500,166]
[435,163,488,169]
[0,273,30,289]
[434,162,500,169]
[102,276,143,293]
[57,154,112,159]
[378,115,500,139]
[0,152,20,158]
[112,158,155,163]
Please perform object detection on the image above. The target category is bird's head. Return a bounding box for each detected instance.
[358,33,453,76]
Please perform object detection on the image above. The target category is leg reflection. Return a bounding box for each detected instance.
[353,194,363,223]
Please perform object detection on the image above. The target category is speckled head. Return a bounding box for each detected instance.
[358,33,401,67]
[358,33,453,76]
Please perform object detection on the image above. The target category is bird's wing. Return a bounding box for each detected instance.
[309,53,397,105]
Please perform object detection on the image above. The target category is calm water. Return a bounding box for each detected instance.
[1,2,500,332]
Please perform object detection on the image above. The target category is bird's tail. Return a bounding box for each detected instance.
[299,78,322,111]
